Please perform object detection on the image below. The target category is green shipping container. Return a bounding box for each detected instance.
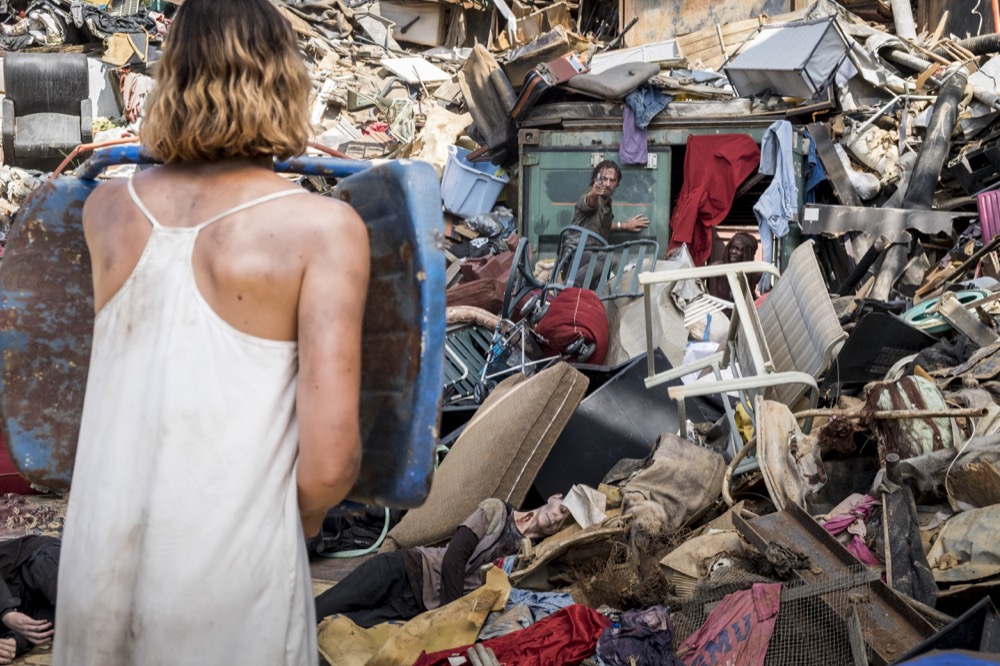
[517,124,808,264]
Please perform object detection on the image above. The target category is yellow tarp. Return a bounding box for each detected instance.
[318,566,511,666]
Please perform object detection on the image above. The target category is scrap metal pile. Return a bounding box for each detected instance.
[5,0,1000,663]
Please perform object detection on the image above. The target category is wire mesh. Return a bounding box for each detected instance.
[671,564,876,666]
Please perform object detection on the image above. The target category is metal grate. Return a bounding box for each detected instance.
[106,0,142,17]
[671,564,877,666]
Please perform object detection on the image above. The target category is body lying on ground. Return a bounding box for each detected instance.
[314,495,570,627]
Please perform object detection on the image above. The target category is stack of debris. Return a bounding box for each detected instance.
[299,0,1000,663]
[9,0,1000,662]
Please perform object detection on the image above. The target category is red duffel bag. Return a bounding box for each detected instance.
[534,287,608,365]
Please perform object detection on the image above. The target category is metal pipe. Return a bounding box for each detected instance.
[890,0,917,39]
[836,236,888,295]
[793,407,986,420]
[902,66,970,210]
[952,32,1000,55]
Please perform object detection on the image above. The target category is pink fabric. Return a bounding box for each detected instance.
[848,535,881,566]
[667,135,761,266]
[820,494,880,566]
[412,604,610,666]
[120,71,154,124]
[678,582,782,666]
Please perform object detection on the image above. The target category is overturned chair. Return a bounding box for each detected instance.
[503,225,660,324]
[2,52,93,171]
[640,240,846,456]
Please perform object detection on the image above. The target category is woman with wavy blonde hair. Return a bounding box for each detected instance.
[53,0,367,664]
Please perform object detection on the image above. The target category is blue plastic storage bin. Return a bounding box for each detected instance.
[441,145,509,218]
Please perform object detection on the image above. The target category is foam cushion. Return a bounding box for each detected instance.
[383,362,589,550]
[564,62,659,100]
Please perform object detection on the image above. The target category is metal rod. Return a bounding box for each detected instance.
[793,407,987,420]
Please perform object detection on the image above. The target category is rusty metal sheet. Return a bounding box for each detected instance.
[0,146,445,508]
[734,502,936,665]
[0,176,95,489]
[619,0,792,49]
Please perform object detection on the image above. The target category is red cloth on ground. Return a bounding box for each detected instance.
[534,288,608,365]
[678,582,782,666]
[412,604,611,666]
[668,134,761,266]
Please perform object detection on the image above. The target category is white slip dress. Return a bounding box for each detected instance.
[53,179,317,665]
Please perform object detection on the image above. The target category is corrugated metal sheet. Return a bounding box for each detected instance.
[618,0,791,49]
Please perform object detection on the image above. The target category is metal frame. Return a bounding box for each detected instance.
[639,259,821,456]
[549,225,660,301]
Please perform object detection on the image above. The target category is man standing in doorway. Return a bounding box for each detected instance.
[572,159,649,240]
[561,160,649,288]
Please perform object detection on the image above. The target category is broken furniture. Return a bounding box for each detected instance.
[640,241,846,453]
[459,45,517,165]
[545,225,659,301]
[533,350,704,498]
[2,52,93,172]
[0,144,445,508]
[383,362,588,550]
[444,307,498,406]
[722,17,850,100]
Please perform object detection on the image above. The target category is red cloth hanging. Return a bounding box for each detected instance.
[534,288,609,365]
[412,604,611,666]
[668,134,761,266]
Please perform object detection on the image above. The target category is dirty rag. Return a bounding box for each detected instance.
[622,433,725,535]
[563,484,608,529]
[624,85,673,129]
[753,121,797,291]
[678,583,782,666]
[480,589,576,640]
[926,504,1000,583]
[817,493,880,566]
[120,71,154,125]
[620,105,647,166]
[412,604,611,666]
[596,605,682,666]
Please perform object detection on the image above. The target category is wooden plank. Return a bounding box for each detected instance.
[679,29,758,59]
[676,8,808,68]
[277,5,316,37]
[623,0,796,49]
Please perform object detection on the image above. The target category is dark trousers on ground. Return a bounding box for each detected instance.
[314,551,423,628]
[7,541,58,655]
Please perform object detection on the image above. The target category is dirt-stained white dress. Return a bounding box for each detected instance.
[53,180,316,665]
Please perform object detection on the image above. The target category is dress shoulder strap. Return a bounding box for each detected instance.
[193,189,310,232]
[127,177,162,229]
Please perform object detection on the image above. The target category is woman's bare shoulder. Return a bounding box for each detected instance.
[285,192,367,240]
[81,179,134,231]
